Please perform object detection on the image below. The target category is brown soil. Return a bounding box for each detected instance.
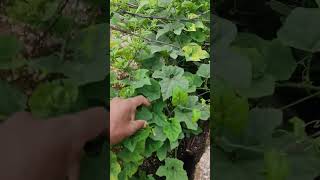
[140,121,210,180]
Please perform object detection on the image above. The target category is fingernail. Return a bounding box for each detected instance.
[144,121,148,128]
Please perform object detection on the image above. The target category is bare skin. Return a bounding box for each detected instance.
[0,95,150,180]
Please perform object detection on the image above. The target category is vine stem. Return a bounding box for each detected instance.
[38,0,69,46]
[304,119,320,128]
[276,82,320,91]
[280,91,320,110]
[117,10,210,22]
[177,105,193,111]
[197,91,209,97]
[214,137,264,153]
[110,25,180,49]
[296,54,313,65]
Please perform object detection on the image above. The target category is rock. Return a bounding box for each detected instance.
[193,135,210,180]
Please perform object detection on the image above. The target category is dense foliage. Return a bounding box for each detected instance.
[213,0,320,179]
[110,0,210,179]
[0,0,107,179]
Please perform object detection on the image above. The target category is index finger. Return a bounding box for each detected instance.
[128,95,151,108]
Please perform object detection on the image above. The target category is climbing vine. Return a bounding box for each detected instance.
[110,0,210,179]
[213,0,320,179]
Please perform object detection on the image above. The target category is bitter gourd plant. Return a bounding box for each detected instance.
[110,0,210,179]
[213,1,320,179]
[1,0,108,179]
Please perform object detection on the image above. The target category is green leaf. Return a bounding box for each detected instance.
[150,101,167,126]
[184,22,197,31]
[190,30,207,42]
[150,126,167,141]
[153,65,184,79]
[0,80,26,118]
[172,86,188,106]
[238,75,275,98]
[264,40,296,81]
[232,35,296,81]
[213,46,252,89]
[131,69,151,89]
[145,138,164,157]
[182,43,209,61]
[277,8,320,52]
[151,110,167,127]
[163,118,182,143]
[156,141,169,161]
[119,86,135,98]
[231,46,266,79]
[29,81,79,118]
[289,117,307,139]
[156,158,188,180]
[264,149,289,180]
[286,151,320,180]
[195,21,205,29]
[192,109,201,123]
[152,66,189,100]
[187,13,199,19]
[110,151,121,180]
[62,24,108,85]
[175,109,198,130]
[196,103,210,120]
[158,0,172,7]
[122,128,151,152]
[28,55,62,74]
[212,147,264,180]
[212,15,237,47]
[172,22,185,35]
[245,108,282,145]
[136,79,161,101]
[183,72,203,92]
[118,162,140,180]
[133,171,156,180]
[0,35,24,69]
[196,63,210,78]
[169,49,182,59]
[149,45,173,54]
[136,0,148,13]
[169,139,179,150]
[118,148,144,163]
[268,0,293,16]
[213,80,249,134]
[156,24,171,40]
[232,33,268,51]
[136,107,153,121]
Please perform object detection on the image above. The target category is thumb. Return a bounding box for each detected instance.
[127,120,147,136]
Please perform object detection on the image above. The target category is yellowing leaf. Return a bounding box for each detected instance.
[184,22,196,31]
[110,151,121,180]
[192,109,201,123]
[187,13,199,19]
[182,43,209,61]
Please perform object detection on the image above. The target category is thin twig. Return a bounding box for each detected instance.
[117,10,210,22]
[198,91,210,97]
[276,82,320,91]
[36,0,69,50]
[110,25,180,48]
[280,91,320,110]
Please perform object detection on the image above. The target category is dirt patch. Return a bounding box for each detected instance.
[140,121,210,179]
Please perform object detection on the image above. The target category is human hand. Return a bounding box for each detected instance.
[110,96,150,145]
[0,107,107,180]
